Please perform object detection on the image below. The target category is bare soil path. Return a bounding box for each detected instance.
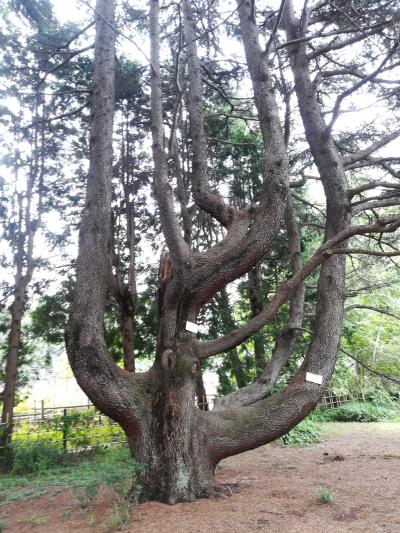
[3,422,400,532]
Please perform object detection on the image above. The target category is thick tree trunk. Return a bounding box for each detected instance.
[136,363,215,503]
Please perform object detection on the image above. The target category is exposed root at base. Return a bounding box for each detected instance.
[202,481,241,499]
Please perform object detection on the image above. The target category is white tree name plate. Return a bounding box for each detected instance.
[305,372,323,384]
[185,321,199,333]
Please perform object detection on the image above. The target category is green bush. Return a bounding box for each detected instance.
[314,401,399,423]
[11,440,65,475]
[279,419,322,446]
[316,487,333,504]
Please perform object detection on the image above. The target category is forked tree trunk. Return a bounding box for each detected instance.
[66,0,395,505]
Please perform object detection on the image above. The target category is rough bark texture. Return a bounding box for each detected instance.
[259,197,305,387]
[1,292,24,430]
[65,0,143,431]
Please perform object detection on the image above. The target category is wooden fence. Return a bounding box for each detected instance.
[0,403,124,453]
[0,390,368,453]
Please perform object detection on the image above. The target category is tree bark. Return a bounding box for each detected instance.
[121,304,135,373]
[214,195,305,409]
[1,291,24,431]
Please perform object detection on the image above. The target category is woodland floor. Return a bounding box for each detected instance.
[2,422,400,533]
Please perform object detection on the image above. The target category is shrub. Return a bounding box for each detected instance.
[316,488,333,504]
[327,401,397,422]
[279,419,322,446]
[11,440,65,475]
[310,400,399,423]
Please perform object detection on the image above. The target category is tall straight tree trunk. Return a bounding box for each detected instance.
[1,102,43,443]
[248,265,266,375]
[1,290,24,432]
[121,305,135,372]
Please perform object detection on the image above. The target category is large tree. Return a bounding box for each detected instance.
[65,0,400,503]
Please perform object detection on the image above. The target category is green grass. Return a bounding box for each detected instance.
[0,445,141,507]
[316,487,333,504]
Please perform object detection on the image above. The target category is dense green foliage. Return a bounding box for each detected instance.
[279,419,322,447]
[11,439,65,475]
[312,401,400,423]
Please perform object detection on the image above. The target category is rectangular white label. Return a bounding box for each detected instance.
[185,321,199,333]
[306,372,323,385]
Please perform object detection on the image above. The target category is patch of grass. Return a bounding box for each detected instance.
[61,508,72,518]
[316,487,333,504]
[5,487,48,502]
[0,523,6,532]
[103,500,132,532]
[16,513,47,526]
[279,419,322,447]
[0,445,142,508]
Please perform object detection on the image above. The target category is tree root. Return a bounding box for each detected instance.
[202,481,241,499]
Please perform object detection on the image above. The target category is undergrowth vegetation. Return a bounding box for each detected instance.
[0,445,142,509]
[311,401,400,423]
[279,400,399,446]
[279,419,322,446]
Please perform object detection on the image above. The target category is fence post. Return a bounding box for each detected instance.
[41,400,45,420]
[62,408,67,452]
[4,412,12,448]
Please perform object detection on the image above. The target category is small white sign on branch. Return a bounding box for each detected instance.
[305,372,323,385]
[185,321,199,334]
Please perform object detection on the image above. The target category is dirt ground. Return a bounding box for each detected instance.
[3,422,400,533]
